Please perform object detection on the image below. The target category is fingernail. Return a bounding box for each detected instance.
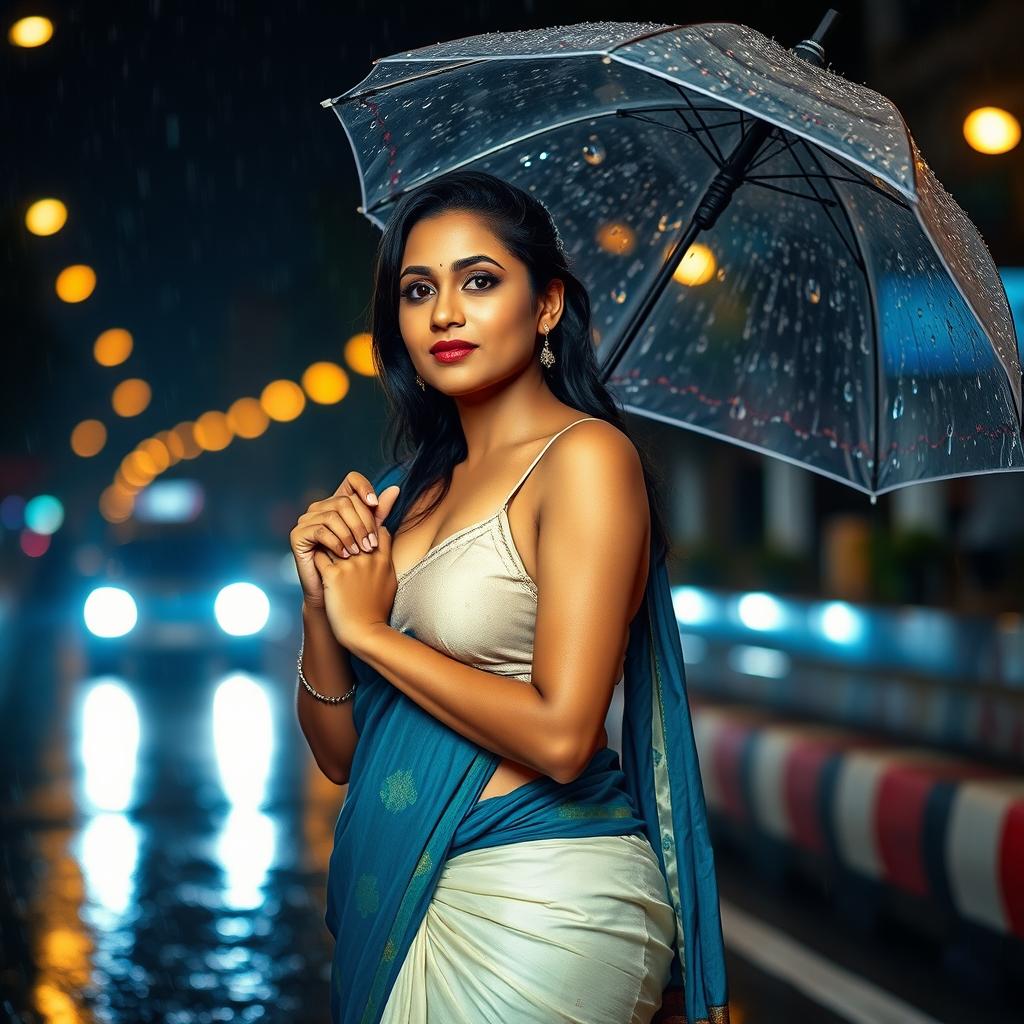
[365,491,378,505]
[348,543,359,555]
[340,549,350,559]
[368,533,378,548]
[361,536,372,552]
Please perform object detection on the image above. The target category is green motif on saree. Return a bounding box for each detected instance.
[557,800,632,819]
[412,850,432,877]
[379,768,418,813]
[355,874,379,918]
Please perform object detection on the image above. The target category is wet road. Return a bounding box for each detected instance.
[2,627,1021,1022]
[1,633,344,1023]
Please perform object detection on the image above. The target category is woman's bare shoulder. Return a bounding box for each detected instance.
[539,417,647,517]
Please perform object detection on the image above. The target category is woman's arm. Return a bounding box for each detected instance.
[296,599,361,784]
[350,420,649,783]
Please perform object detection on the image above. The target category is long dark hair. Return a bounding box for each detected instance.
[370,169,671,566]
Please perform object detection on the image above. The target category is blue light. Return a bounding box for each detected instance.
[816,601,865,644]
[24,494,64,535]
[213,673,274,807]
[728,644,791,679]
[84,586,138,638]
[80,680,140,811]
[133,479,205,523]
[736,592,787,631]
[673,586,714,625]
[214,582,270,636]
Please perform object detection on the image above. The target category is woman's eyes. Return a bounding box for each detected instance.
[401,272,497,301]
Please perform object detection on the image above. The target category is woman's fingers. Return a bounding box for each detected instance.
[308,483,381,551]
[333,471,379,507]
[301,497,377,554]
[293,515,351,559]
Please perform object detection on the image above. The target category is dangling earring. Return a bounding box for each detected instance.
[540,322,556,368]
[415,373,426,391]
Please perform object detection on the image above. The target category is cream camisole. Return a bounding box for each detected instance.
[388,417,603,681]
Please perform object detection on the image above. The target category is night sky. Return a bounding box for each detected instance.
[2,0,1018,548]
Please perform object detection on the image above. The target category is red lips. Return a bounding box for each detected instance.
[429,339,478,353]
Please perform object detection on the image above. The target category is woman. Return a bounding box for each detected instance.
[291,170,729,1024]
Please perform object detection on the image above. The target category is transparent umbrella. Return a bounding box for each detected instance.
[322,11,1023,501]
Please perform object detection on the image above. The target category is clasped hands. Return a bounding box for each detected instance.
[290,471,402,650]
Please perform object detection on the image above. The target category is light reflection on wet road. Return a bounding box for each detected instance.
[1,637,343,1022]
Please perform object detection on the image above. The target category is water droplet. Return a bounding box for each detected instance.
[843,380,855,403]
[582,138,606,166]
[892,393,904,419]
[610,286,627,304]
[805,278,821,304]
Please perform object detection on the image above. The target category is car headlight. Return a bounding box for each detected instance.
[83,586,138,638]
[214,582,270,636]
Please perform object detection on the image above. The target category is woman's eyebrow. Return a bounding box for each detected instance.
[400,254,505,280]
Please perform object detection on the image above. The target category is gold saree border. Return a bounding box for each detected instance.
[647,606,687,977]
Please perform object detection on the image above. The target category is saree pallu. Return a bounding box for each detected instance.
[325,462,730,1024]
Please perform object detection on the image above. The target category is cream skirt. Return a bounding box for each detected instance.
[379,833,676,1024]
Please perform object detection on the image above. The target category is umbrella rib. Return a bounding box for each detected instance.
[675,84,727,165]
[793,137,883,491]
[621,110,725,167]
[740,177,840,207]
[788,138,867,274]
[746,124,804,173]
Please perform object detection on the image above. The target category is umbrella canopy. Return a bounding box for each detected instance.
[323,19,1023,499]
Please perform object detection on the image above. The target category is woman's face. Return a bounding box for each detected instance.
[397,209,562,395]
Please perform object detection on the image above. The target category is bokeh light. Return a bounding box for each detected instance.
[20,529,50,557]
[672,243,717,286]
[170,422,201,459]
[344,332,377,376]
[227,397,270,439]
[83,587,138,638]
[71,419,107,458]
[55,264,97,303]
[136,438,171,473]
[111,378,151,417]
[94,328,134,367]
[1,495,26,530]
[260,379,305,422]
[99,485,135,523]
[194,410,233,451]
[302,361,349,404]
[214,583,271,637]
[595,221,636,255]
[80,682,141,811]
[963,106,1021,154]
[156,429,186,463]
[8,16,54,47]
[24,494,64,535]
[24,198,67,236]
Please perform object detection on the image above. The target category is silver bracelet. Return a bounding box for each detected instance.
[297,635,357,704]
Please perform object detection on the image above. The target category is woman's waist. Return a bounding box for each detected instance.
[450,746,647,857]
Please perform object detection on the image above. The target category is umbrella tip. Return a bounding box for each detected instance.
[356,205,364,213]
[320,97,334,109]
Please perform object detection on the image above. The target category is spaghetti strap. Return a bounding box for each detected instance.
[500,417,602,509]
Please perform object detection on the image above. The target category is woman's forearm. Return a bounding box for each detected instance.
[296,600,360,784]
[348,623,583,782]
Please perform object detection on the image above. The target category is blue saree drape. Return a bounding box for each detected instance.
[324,460,730,1024]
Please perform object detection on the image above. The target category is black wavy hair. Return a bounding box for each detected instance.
[370,168,671,566]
